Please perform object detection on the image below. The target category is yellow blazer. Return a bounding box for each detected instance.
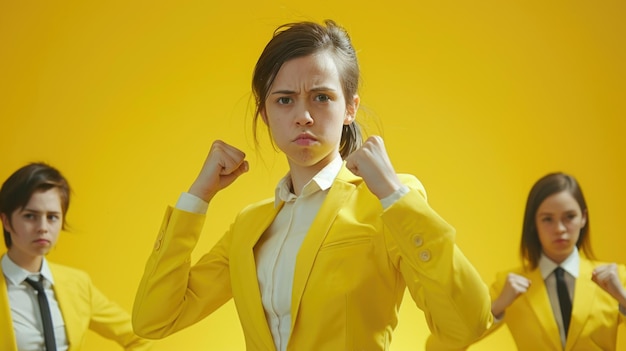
[133,166,492,350]
[427,255,626,351]
[0,261,151,351]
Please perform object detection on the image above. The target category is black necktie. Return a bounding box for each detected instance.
[25,277,57,351]
[554,267,572,337]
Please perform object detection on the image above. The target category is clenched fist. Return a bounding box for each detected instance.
[188,140,249,202]
[345,136,402,199]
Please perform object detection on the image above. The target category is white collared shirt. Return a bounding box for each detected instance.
[255,156,346,351]
[539,248,579,348]
[2,254,68,351]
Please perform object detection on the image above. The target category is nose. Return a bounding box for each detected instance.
[37,217,49,234]
[556,220,567,233]
[294,103,313,126]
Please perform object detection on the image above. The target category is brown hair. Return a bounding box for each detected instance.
[0,163,71,248]
[520,172,594,270]
[251,19,362,159]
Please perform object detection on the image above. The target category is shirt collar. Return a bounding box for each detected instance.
[538,246,580,279]
[1,254,55,286]
[274,156,343,207]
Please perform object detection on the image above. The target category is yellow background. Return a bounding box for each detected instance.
[1,0,625,350]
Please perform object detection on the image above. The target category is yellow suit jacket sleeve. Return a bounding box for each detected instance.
[51,264,152,350]
[0,263,151,351]
[381,179,493,347]
[132,206,235,338]
[133,167,492,350]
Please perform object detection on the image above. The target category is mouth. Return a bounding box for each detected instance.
[293,133,317,145]
[33,239,50,245]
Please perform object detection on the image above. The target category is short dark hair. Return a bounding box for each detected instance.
[520,172,594,270]
[0,163,71,248]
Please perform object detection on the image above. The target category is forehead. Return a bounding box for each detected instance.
[272,52,342,89]
[22,189,63,212]
[537,190,581,213]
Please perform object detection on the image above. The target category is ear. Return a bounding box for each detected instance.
[581,208,588,228]
[343,94,360,125]
[0,213,11,233]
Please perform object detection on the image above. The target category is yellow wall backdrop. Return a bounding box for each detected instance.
[1,1,625,350]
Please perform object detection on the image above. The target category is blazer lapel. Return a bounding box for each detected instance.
[230,199,283,350]
[50,265,80,351]
[0,271,18,351]
[289,166,359,330]
[523,268,563,350]
[564,257,596,351]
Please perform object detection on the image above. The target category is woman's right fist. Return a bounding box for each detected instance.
[188,140,249,202]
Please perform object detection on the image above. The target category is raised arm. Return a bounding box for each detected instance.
[132,140,248,338]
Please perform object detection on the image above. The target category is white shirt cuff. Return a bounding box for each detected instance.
[176,192,209,214]
[380,185,410,209]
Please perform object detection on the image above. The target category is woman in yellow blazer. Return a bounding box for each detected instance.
[0,163,151,351]
[427,172,626,351]
[132,20,492,351]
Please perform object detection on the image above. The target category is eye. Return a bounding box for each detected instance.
[48,215,60,222]
[277,97,292,105]
[541,217,552,223]
[314,94,331,102]
[23,213,35,220]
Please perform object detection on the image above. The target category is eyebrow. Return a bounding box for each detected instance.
[270,86,337,95]
[536,209,578,216]
[21,208,62,215]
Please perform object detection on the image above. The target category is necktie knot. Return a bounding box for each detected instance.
[555,266,565,279]
[25,276,45,293]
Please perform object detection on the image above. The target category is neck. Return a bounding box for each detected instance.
[288,153,340,196]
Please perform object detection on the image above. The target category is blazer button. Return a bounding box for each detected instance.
[154,237,162,251]
[412,235,424,247]
[419,250,431,262]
